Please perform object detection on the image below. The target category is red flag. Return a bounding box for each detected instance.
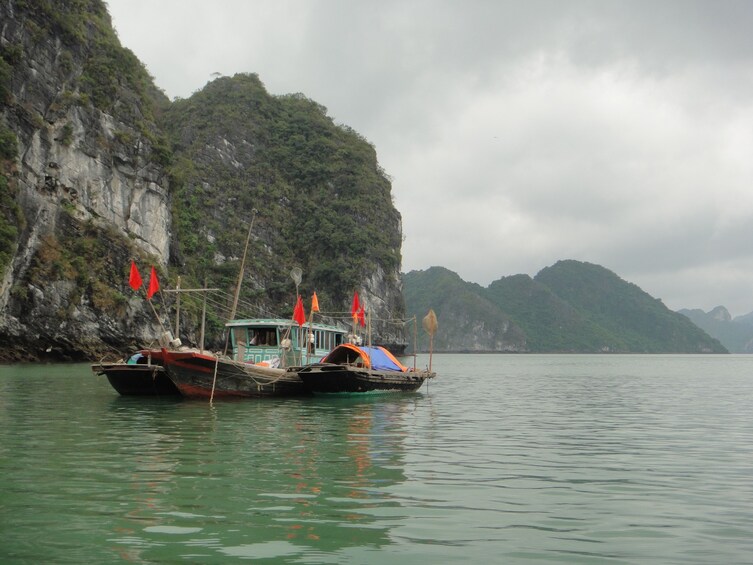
[293,295,306,326]
[357,306,366,327]
[146,266,160,299]
[350,291,360,317]
[311,292,320,313]
[129,261,142,291]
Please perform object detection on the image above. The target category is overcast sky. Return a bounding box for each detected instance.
[106,0,753,316]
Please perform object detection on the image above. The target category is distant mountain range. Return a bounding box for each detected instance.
[677,307,753,353]
[402,260,728,353]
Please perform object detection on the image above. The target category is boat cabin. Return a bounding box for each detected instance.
[226,318,347,366]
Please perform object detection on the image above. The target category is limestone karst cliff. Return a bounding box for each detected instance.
[162,75,407,352]
[0,1,408,361]
[0,1,172,360]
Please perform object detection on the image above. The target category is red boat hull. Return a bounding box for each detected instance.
[150,349,307,398]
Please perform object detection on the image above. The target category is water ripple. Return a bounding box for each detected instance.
[3,357,753,563]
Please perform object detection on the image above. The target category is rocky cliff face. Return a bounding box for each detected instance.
[359,262,407,349]
[163,75,407,350]
[0,2,408,361]
[709,306,732,322]
[0,1,171,360]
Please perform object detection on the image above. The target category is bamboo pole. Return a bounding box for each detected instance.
[224,210,257,357]
[210,355,220,404]
[160,286,219,351]
[367,310,372,348]
[429,333,434,372]
[422,309,437,373]
[413,316,418,371]
[174,276,181,338]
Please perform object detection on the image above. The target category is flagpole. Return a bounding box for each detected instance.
[147,297,168,337]
[306,308,314,365]
[290,268,303,366]
[306,292,320,364]
[129,261,170,344]
[150,268,175,340]
[351,290,359,344]
[298,295,302,365]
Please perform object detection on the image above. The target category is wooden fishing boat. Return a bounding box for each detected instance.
[294,343,436,394]
[151,318,348,399]
[149,348,302,398]
[92,351,180,396]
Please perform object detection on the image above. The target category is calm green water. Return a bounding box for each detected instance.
[2,354,753,564]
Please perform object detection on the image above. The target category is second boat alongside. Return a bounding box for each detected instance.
[294,343,436,394]
[92,351,180,396]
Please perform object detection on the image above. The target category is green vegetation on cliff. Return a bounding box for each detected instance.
[5,0,170,167]
[484,273,618,351]
[403,261,727,353]
[0,124,21,273]
[162,74,403,314]
[402,267,525,352]
[11,0,166,118]
[535,260,720,353]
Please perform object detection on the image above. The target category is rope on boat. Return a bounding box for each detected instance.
[204,354,300,391]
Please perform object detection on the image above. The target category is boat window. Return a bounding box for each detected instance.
[233,328,248,346]
[268,328,278,346]
[249,329,261,345]
[307,330,316,353]
[245,327,279,346]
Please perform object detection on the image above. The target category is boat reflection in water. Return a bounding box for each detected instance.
[239,396,416,558]
[106,394,420,561]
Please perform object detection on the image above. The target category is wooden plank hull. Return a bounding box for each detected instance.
[295,364,434,394]
[92,362,180,396]
[154,349,308,398]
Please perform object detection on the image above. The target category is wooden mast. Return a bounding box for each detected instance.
[214,209,257,402]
